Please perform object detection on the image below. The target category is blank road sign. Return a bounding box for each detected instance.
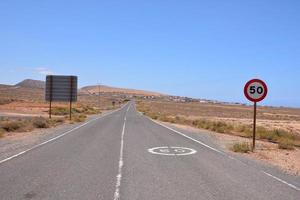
[45,75,78,102]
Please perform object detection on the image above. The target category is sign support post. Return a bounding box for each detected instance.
[49,100,52,119]
[49,75,53,119]
[69,100,72,120]
[252,102,257,151]
[244,79,268,152]
[69,76,74,120]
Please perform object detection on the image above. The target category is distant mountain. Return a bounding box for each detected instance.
[12,79,163,96]
[81,85,163,96]
[15,79,45,89]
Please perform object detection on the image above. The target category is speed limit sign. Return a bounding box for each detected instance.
[244,79,268,102]
[244,79,268,151]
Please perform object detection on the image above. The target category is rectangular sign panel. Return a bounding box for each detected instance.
[45,75,78,102]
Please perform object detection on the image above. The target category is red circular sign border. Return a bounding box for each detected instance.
[244,79,268,102]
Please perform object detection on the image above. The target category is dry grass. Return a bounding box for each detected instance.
[138,100,300,121]
[51,107,70,115]
[278,138,295,150]
[32,117,50,128]
[230,143,251,153]
[0,120,32,132]
[137,101,300,149]
[75,106,98,114]
[0,117,65,135]
[71,114,87,122]
[136,100,300,136]
[49,105,99,116]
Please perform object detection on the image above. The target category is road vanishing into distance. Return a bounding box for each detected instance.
[0,102,299,200]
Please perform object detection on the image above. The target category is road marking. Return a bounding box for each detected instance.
[113,111,128,200]
[262,171,300,191]
[148,118,226,155]
[147,116,300,192]
[148,146,197,156]
[126,104,131,112]
[0,103,129,165]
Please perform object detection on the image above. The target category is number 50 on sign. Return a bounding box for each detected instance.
[244,79,268,103]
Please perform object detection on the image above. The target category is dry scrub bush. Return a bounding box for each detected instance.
[230,143,251,153]
[278,138,295,150]
[71,114,87,122]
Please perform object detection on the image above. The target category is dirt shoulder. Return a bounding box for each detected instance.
[0,110,115,162]
[168,123,300,176]
[138,100,300,136]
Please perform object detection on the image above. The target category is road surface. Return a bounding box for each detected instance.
[0,102,299,199]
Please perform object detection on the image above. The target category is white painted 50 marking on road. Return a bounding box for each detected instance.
[148,146,197,156]
[0,103,129,165]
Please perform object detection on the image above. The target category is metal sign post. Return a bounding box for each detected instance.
[252,102,257,150]
[49,75,53,119]
[69,76,73,120]
[244,79,268,151]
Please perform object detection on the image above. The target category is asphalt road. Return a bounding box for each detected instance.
[0,102,299,200]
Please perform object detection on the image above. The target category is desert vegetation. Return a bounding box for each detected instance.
[51,105,98,116]
[0,104,101,137]
[0,81,129,138]
[71,114,87,123]
[230,143,251,153]
[0,117,65,135]
[137,101,300,150]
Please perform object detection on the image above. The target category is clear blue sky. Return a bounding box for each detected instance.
[0,0,299,107]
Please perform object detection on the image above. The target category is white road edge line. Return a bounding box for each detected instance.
[262,171,300,191]
[114,104,129,200]
[147,116,300,192]
[0,103,129,165]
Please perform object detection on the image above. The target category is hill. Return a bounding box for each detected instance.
[13,79,162,96]
[15,79,45,89]
[80,85,163,96]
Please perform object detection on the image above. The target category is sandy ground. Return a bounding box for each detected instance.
[0,102,49,115]
[0,112,48,117]
[170,123,300,176]
[138,100,300,136]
